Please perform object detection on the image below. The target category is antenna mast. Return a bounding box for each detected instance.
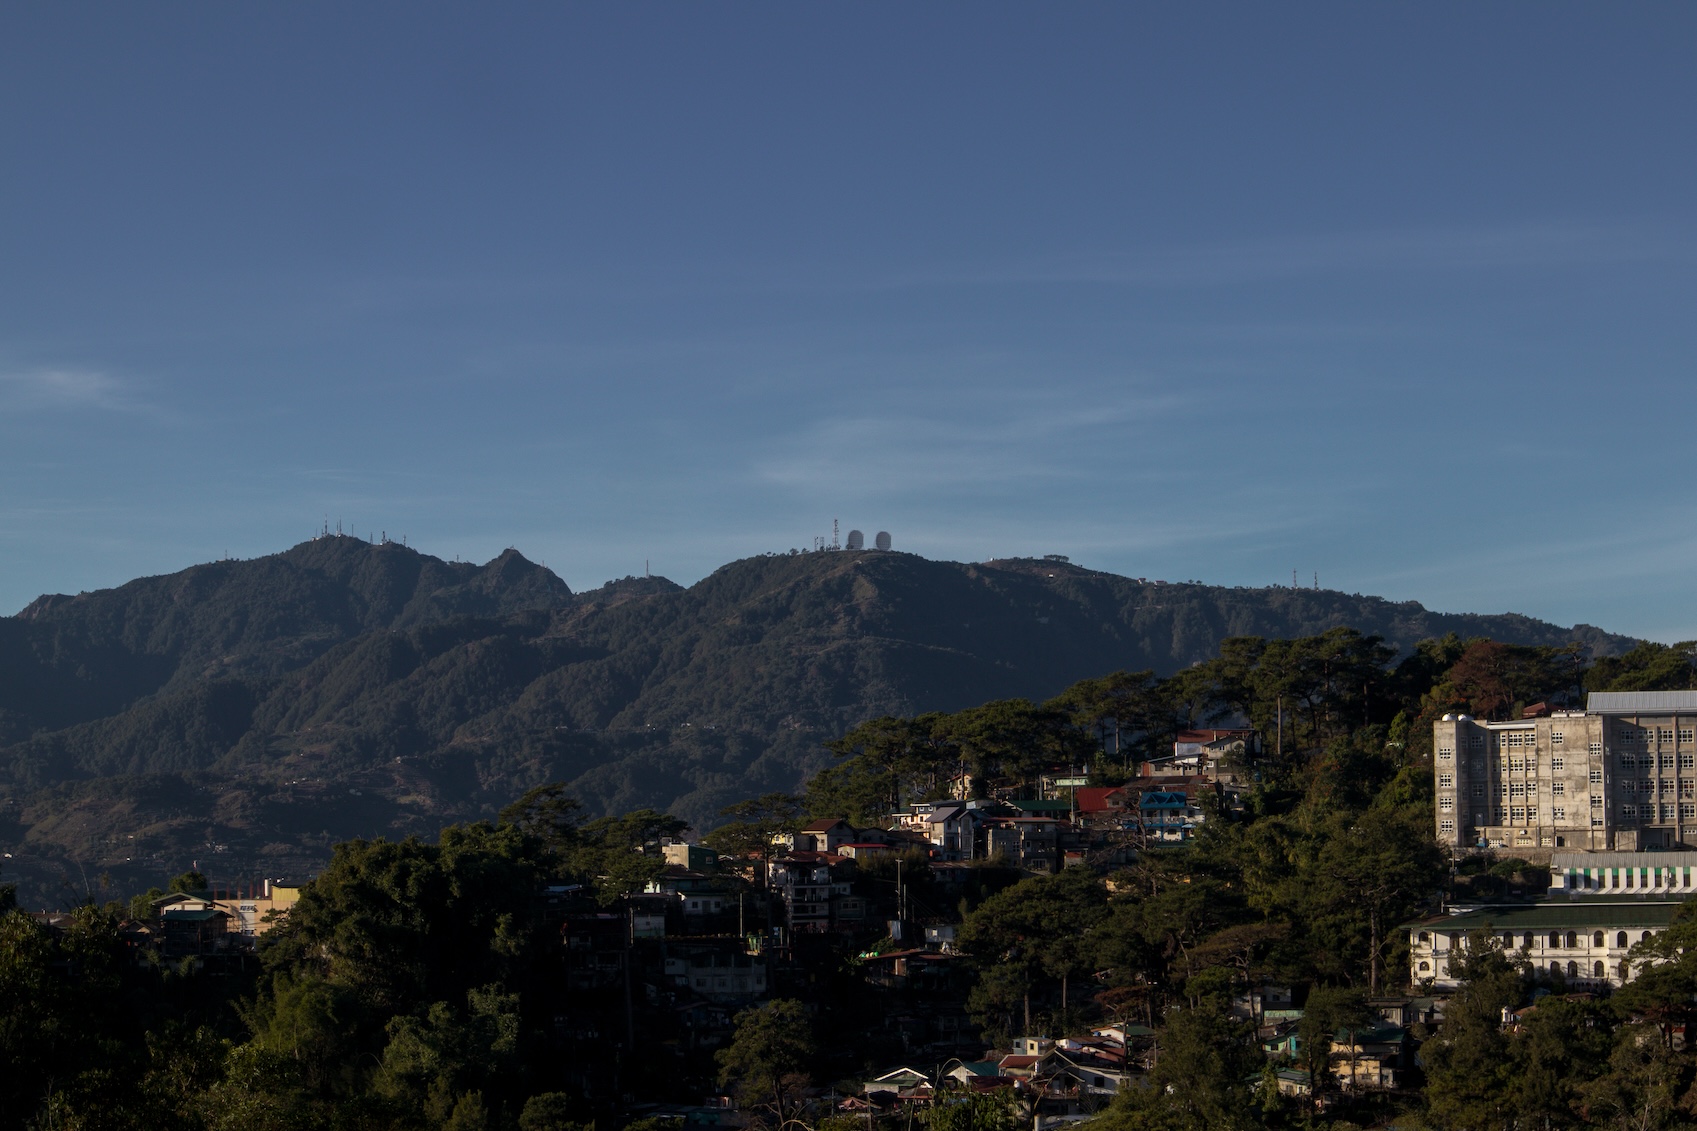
[833,518,839,550]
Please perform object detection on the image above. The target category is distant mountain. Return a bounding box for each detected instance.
[0,537,1635,905]
[0,538,571,742]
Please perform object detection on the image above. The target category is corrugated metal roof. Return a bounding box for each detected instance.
[1421,901,1683,932]
[1587,691,1697,714]
[1553,851,1697,869]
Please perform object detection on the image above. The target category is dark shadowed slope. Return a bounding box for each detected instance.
[0,536,572,743]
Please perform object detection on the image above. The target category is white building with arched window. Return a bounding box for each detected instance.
[1407,900,1680,990]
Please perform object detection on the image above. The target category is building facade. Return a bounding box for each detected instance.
[1407,900,1679,990]
[1432,691,1697,853]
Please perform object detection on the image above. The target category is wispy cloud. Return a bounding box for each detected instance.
[883,220,1696,291]
[0,368,165,418]
[751,392,1190,495]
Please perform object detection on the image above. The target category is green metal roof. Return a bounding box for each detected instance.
[162,909,227,922]
[1420,901,1685,933]
[1010,799,1072,813]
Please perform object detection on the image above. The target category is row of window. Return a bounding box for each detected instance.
[1617,778,1697,795]
[1572,869,1694,890]
[1614,728,1694,745]
[1453,801,1697,822]
[1419,958,1620,980]
[1418,928,1654,949]
[1619,804,1697,820]
[1619,753,1697,769]
[1444,777,1696,797]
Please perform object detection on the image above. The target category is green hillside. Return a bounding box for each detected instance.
[0,536,1635,904]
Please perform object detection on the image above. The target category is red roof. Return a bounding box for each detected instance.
[1175,729,1253,744]
[1075,787,1128,813]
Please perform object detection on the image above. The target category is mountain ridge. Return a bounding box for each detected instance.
[0,537,1637,904]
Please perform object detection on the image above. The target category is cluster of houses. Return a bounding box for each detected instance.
[841,985,1440,1124]
[13,725,1288,1118]
[25,879,305,960]
[848,1030,1144,1122]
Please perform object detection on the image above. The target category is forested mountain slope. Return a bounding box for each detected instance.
[0,536,1634,903]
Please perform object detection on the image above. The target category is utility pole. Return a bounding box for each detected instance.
[622,905,635,1052]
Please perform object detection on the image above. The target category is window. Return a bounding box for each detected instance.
[1511,807,1526,822]
[1528,808,1539,823]
[1591,742,1604,756]
[1681,730,1694,744]
[1439,819,1454,834]
[1595,960,1606,977]
[1550,931,1562,948]
[1682,753,1695,769]
[1623,805,1638,819]
[1509,757,1525,772]
[1474,812,1486,826]
[1618,932,1629,947]
[1591,795,1604,808]
[1552,807,1566,820]
[1500,784,1509,797]
[1439,773,1454,788]
[1664,778,1676,793]
[1683,781,1695,797]
[1644,931,1655,942]
[1418,960,1430,972]
[1502,933,1514,947]
[1567,960,1578,978]
[1439,797,1454,812]
[1438,746,1453,759]
[1552,756,1565,771]
[1659,728,1676,743]
[1510,783,1526,798]
[1552,781,1566,796]
[1620,754,1637,769]
[1552,731,1565,745]
[1472,784,1484,797]
[1594,931,1605,947]
[1418,931,1430,943]
[1591,770,1604,784]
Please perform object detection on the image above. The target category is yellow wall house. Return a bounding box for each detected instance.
[213,879,302,938]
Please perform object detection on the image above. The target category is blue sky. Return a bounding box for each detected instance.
[2,4,1694,639]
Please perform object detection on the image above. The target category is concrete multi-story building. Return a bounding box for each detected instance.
[1432,690,1697,854]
